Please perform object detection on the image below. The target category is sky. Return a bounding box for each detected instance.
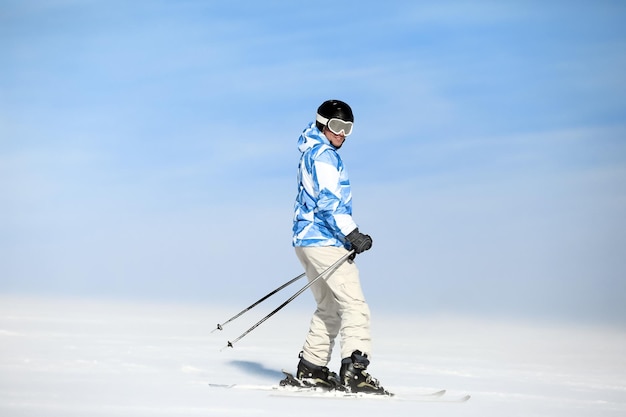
[1,1,625,326]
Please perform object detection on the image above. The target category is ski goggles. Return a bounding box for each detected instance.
[316,114,353,136]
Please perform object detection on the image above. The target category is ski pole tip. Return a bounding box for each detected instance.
[219,341,234,352]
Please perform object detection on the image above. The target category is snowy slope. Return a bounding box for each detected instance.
[1,296,624,417]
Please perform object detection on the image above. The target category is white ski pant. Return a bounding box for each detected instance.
[295,246,372,367]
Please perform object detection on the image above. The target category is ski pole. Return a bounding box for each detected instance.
[211,272,306,333]
[222,250,355,350]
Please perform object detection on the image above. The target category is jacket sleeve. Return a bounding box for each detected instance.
[312,149,358,238]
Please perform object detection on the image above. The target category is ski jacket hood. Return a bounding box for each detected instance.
[297,122,328,153]
[293,122,358,247]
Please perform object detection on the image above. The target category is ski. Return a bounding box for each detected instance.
[270,388,470,402]
[276,371,468,402]
[208,371,469,403]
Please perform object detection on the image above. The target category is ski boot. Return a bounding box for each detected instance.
[340,350,391,395]
[284,356,343,390]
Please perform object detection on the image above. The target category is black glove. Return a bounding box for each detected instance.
[345,228,373,254]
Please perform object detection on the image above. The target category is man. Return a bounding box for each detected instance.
[291,99,387,394]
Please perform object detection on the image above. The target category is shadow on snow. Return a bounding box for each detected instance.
[228,360,284,380]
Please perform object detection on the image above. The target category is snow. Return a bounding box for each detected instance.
[1,296,625,417]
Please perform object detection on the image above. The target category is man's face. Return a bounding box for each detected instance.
[323,127,346,149]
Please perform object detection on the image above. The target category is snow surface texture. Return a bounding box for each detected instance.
[1,296,625,417]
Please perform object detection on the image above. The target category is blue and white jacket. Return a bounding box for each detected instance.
[292,122,358,248]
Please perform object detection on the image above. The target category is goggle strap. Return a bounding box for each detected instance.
[316,114,329,125]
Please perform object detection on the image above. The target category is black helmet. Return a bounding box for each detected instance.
[316,100,354,131]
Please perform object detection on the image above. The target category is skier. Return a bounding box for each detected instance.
[290,99,388,394]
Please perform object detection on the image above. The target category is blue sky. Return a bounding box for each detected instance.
[2,1,625,325]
